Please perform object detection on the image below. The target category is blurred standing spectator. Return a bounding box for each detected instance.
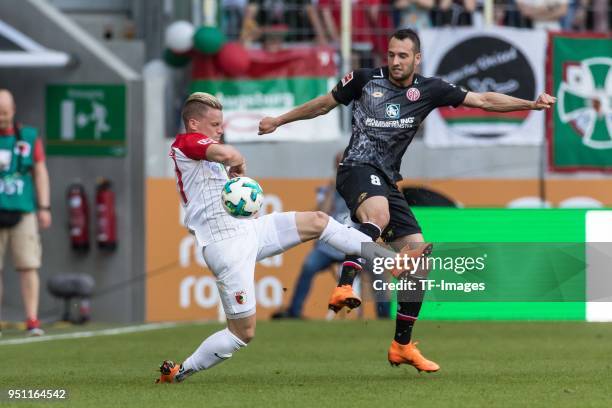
[272,153,348,319]
[0,89,51,337]
[394,0,434,31]
[591,0,610,32]
[516,0,569,30]
[241,0,326,44]
[319,0,393,66]
[497,0,532,27]
[222,0,248,39]
[261,25,288,52]
[562,0,609,32]
[433,0,475,26]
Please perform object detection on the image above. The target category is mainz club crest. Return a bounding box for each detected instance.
[406,87,420,101]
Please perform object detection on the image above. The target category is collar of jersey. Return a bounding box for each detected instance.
[0,127,15,136]
[384,68,421,89]
[177,131,208,138]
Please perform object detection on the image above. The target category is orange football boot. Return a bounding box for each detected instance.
[388,243,434,279]
[328,284,361,313]
[388,340,440,373]
[156,360,180,383]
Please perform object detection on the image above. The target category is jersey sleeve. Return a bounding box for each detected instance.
[431,78,468,108]
[33,137,45,162]
[331,69,370,106]
[178,135,218,160]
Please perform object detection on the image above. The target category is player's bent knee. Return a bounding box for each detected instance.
[312,211,329,233]
[364,213,389,231]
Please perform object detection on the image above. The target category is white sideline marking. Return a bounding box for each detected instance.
[0,322,179,346]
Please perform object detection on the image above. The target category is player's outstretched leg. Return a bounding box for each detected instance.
[156,317,252,383]
[328,222,381,313]
[294,211,422,313]
[305,211,380,312]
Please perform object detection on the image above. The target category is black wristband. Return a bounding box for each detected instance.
[38,205,51,211]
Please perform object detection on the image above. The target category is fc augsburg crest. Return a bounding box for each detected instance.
[549,34,612,172]
[557,57,612,150]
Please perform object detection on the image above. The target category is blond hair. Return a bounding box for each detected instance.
[181,92,223,128]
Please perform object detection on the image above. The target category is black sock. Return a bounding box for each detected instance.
[337,255,363,286]
[394,301,423,345]
[337,222,381,287]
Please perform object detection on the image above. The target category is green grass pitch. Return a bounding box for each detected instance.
[1,320,611,407]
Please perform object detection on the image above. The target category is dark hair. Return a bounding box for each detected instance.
[390,29,421,53]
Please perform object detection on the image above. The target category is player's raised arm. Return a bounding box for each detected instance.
[462,91,557,112]
[258,93,338,135]
[206,144,246,177]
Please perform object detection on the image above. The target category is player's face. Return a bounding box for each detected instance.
[387,37,421,83]
[192,108,224,142]
[0,93,15,130]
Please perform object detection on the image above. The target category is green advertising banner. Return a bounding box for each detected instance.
[548,34,612,171]
[45,84,126,156]
[386,209,596,321]
[191,77,341,143]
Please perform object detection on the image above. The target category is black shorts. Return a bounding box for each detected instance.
[336,164,421,242]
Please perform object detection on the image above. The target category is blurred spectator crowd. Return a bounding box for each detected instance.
[222,0,610,54]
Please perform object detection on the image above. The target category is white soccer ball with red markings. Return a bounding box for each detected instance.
[221,177,264,218]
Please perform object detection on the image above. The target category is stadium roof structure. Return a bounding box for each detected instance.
[0,19,70,67]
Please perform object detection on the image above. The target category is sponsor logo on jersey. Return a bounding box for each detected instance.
[197,138,214,145]
[372,91,384,98]
[365,117,415,128]
[235,290,247,304]
[406,87,421,102]
[341,71,354,86]
[385,103,401,119]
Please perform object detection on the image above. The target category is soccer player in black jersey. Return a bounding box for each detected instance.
[258,29,556,372]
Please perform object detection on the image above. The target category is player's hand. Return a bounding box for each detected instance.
[258,117,280,135]
[532,93,556,110]
[37,209,52,229]
[229,162,246,178]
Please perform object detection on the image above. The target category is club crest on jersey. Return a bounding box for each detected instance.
[385,103,400,119]
[235,290,247,305]
[14,141,31,156]
[341,71,354,86]
[406,87,420,102]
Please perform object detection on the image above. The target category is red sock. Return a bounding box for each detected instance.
[26,318,40,330]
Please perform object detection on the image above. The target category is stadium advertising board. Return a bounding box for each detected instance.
[191,47,341,142]
[397,178,612,208]
[147,178,611,322]
[420,27,546,147]
[547,33,612,172]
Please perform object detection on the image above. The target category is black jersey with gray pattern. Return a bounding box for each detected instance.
[332,67,467,182]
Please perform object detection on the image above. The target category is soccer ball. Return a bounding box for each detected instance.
[221,177,264,218]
